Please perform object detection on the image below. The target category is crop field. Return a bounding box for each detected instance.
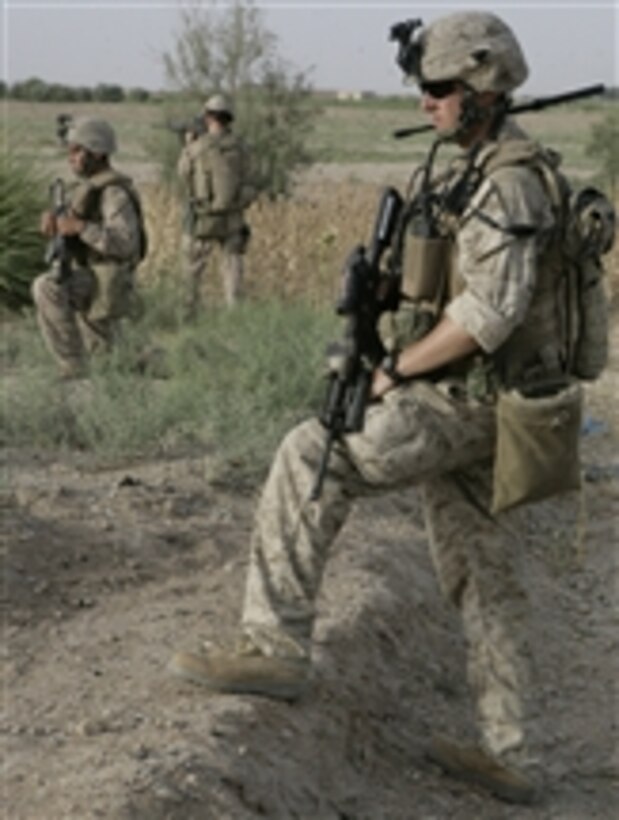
[2,94,611,177]
[3,94,614,305]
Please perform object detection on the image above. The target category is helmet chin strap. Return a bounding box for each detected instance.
[82,153,108,177]
[446,88,509,144]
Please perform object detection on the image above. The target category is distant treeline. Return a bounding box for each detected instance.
[2,75,617,106]
[0,77,158,103]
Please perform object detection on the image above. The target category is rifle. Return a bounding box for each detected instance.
[310,186,404,501]
[165,115,206,145]
[393,83,607,139]
[44,178,73,284]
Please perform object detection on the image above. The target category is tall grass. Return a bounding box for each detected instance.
[139,178,381,305]
[0,296,338,483]
[0,152,48,310]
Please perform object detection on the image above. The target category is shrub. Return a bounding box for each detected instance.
[0,151,47,310]
[0,297,337,482]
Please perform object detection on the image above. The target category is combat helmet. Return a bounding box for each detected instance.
[393,12,528,94]
[67,117,117,155]
[204,93,234,119]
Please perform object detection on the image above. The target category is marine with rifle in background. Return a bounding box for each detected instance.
[176,93,254,315]
[32,117,146,379]
[169,11,614,805]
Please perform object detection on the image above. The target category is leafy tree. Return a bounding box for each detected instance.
[11,77,49,101]
[164,1,273,96]
[127,87,151,103]
[75,86,94,102]
[92,83,125,103]
[236,63,314,197]
[586,108,619,196]
[46,83,78,102]
[161,0,317,197]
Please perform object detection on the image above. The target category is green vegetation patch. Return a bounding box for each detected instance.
[0,298,338,484]
[0,151,48,310]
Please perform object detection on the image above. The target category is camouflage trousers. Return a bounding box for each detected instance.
[242,380,533,757]
[31,267,126,377]
[182,234,244,313]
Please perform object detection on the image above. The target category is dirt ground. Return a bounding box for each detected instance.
[2,313,618,819]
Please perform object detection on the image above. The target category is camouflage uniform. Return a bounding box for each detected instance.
[240,116,557,761]
[32,134,144,378]
[170,13,569,803]
[177,125,251,311]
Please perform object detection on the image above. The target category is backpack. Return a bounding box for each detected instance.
[483,141,616,382]
[561,185,615,380]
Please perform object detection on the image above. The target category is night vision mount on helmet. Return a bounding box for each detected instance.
[390,12,528,93]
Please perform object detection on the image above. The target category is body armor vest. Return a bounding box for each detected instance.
[69,169,146,266]
[396,132,574,390]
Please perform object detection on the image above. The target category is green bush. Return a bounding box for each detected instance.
[0,152,47,310]
[0,297,338,483]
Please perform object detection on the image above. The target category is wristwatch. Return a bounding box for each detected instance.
[380,353,407,385]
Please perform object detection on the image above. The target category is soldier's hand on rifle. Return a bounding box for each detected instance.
[371,367,397,399]
[371,352,407,399]
[371,369,391,399]
[40,210,57,237]
[56,212,85,236]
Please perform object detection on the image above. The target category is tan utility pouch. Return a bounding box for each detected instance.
[88,263,134,322]
[401,233,450,303]
[492,381,582,514]
[193,211,229,240]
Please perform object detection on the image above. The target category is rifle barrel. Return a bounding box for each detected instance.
[510,83,606,115]
[393,83,607,140]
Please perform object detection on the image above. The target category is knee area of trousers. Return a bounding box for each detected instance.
[31,273,49,305]
[31,272,58,305]
[280,419,325,463]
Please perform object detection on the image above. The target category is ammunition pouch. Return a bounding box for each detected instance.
[191,201,244,242]
[381,230,452,353]
[401,232,451,306]
[88,262,135,322]
[492,380,582,514]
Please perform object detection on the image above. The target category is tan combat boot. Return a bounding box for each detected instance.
[168,639,310,701]
[426,734,539,805]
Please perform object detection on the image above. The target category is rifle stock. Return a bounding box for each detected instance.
[310,186,404,501]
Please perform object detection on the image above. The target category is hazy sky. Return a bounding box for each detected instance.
[1,1,617,97]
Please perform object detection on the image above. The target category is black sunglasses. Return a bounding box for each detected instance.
[419,80,459,99]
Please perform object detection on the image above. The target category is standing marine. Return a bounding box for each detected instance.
[169,11,611,806]
[33,117,146,379]
[177,93,253,315]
